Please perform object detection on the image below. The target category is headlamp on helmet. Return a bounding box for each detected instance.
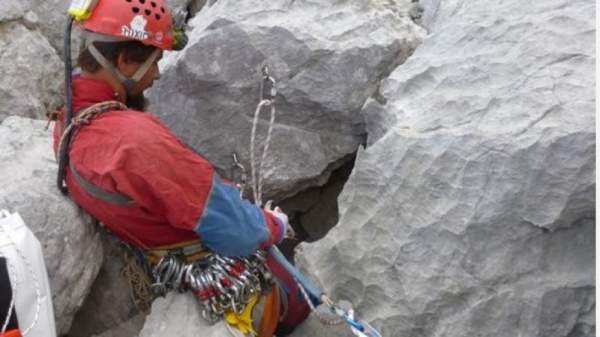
[68,0,100,22]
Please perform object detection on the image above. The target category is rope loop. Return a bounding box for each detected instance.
[250,69,277,206]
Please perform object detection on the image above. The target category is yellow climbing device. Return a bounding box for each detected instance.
[225,294,259,336]
[67,0,99,21]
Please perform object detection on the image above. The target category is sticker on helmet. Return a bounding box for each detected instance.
[121,15,150,41]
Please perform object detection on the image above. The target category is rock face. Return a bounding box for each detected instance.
[67,235,144,337]
[0,117,103,334]
[415,0,441,31]
[149,0,425,200]
[166,0,208,17]
[279,158,355,241]
[0,22,62,122]
[299,0,595,336]
[138,293,231,337]
[1,0,206,58]
[2,0,73,56]
[287,304,357,337]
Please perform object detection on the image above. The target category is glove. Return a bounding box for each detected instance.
[264,201,293,242]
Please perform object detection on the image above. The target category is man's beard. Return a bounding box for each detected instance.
[126,93,148,111]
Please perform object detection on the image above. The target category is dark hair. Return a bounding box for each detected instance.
[78,40,157,73]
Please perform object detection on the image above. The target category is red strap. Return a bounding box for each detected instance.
[0,330,22,337]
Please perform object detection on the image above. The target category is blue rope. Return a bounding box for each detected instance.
[267,246,322,306]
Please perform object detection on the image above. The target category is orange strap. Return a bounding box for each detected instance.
[258,285,281,337]
[0,330,21,337]
[144,240,209,264]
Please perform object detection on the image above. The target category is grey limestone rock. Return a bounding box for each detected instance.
[68,235,144,337]
[413,0,441,31]
[138,292,231,337]
[0,117,103,335]
[0,0,25,22]
[90,314,147,337]
[0,0,75,57]
[0,23,63,122]
[148,0,425,200]
[166,0,197,16]
[298,0,595,336]
[287,303,357,337]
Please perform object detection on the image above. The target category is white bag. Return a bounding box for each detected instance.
[0,210,56,337]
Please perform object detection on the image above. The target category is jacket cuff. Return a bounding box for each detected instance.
[261,210,286,248]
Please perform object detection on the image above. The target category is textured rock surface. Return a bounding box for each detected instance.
[149,0,425,200]
[138,293,231,337]
[0,0,82,58]
[299,0,595,336]
[68,235,144,337]
[288,310,355,337]
[415,0,441,31]
[0,117,103,334]
[0,22,63,122]
[90,315,147,337]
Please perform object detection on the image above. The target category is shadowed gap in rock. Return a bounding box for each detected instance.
[277,153,356,261]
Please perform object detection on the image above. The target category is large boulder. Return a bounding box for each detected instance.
[149,0,425,200]
[0,117,103,334]
[0,22,62,122]
[298,0,595,336]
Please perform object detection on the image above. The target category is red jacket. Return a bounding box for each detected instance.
[53,76,283,255]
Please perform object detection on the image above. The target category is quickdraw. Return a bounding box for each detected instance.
[149,250,273,325]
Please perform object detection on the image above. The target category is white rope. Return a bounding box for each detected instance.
[250,99,276,207]
[0,210,43,336]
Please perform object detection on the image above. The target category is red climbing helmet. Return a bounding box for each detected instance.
[81,0,174,50]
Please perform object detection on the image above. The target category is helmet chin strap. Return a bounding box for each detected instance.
[85,34,160,94]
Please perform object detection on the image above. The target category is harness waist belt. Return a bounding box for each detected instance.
[144,240,209,264]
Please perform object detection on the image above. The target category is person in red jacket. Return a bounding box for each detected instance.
[53,0,309,334]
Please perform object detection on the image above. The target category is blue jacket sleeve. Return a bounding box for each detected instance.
[195,175,270,257]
